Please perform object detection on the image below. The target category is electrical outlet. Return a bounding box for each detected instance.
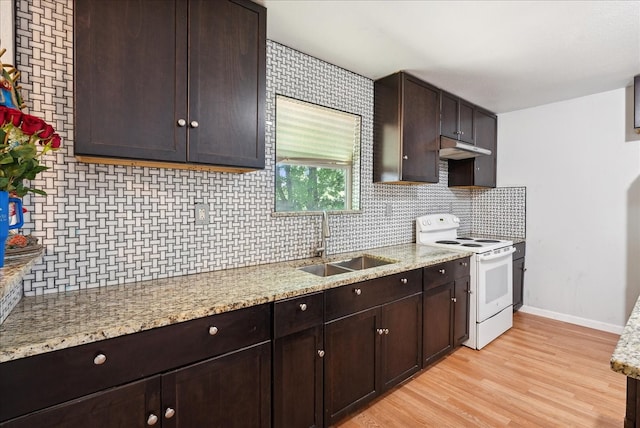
[195,203,209,225]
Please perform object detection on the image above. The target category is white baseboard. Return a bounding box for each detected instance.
[519,305,624,335]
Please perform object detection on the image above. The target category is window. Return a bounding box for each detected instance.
[275,95,361,212]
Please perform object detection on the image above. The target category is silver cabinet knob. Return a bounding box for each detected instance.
[164,408,176,419]
[402,155,408,160]
[400,278,408,284]
[299,303,308,311]
[177,119,186,127]
[317,350,325,358]
[93,353,107,365]
[147,414,159,426]
[208,326,219,336]
[190,120,199,128]
[439,269,446,274]
[384,328,389,335]
[461,262,468,267]
[377,328,384,335]
[476,167,480,171]
[354,288,362,295]
[451,297,457,303]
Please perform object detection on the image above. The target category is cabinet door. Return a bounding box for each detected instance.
[162,341,271,428]
[324,307,381,426]
[453,276,471,346]
[440,92,459,140]
[513,257,525,311]
[472,109,497,187]
[400,76,440,183]
[0,377,161,428]
[423,282,453,367]
[380,293,423,391]
[74,0,188,162]
[187,0,266,169]
[458,100,475,144]
[273,325,323,428]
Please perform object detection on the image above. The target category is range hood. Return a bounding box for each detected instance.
[439,136,491,160]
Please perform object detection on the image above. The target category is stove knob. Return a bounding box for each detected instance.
[427,220,432,225]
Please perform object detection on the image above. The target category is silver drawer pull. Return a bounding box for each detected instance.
[93,353,107,365]
[439,269,446,274]
[147,414,159,426]
[400,278,408,284]
[164,407,176,419]
[299,303,308,311]
[208,326,219,336]
[354,288,362,295]
[317,349,325,358]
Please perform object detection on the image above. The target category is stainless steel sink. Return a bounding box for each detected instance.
[297,255,397,277]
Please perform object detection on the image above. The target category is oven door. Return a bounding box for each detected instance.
[476,247,516,322]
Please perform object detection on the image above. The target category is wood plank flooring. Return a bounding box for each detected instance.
[337,312,626,427]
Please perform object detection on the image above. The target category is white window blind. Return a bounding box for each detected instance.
[276,95,360,165]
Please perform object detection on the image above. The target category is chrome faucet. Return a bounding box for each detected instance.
[316,210,331,258]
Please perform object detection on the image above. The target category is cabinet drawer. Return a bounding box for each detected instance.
[424,261,456,290]
[325,270,422,321]
[453,257,471,278]
[513,242,526,260]
[0,303,271,422]
[274,292,324,338]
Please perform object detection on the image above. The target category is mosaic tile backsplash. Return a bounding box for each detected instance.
[11,0,525,298]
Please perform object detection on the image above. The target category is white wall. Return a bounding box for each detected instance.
[498,88,640,331]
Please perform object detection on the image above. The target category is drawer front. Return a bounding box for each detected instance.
[453,257,471,278]
[325,270,422,321]
[424,261,455,290]
[274,292,324,338]
[0,303,271,422]
[513,242,526,260]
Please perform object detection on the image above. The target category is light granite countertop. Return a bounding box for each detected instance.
[611,296,640,379]
[0,243,472,363]
[0,251,44,301]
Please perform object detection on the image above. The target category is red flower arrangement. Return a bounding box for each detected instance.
[0,48,61,197]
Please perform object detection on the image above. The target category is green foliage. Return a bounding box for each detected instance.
[276,164,347,211]
[0,129,50,197]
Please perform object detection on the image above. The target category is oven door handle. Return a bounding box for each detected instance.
[478,247,516,261]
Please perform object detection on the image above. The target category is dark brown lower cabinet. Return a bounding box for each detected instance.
[0,377,160,428]
[423,259,470,367]
[513,242,526,312]
[423,282,454,366]
[273,325,324,428]
[163,341,271,428]
[324,293,422,426]
[1,342,271,428]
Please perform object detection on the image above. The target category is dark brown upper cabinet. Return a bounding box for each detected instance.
[635,75,640,128]
[448,108,497,188]
[74,0,266,172]
[441,92,475,145]
[374,72,440,184]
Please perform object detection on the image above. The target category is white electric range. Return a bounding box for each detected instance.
[416,214,515,349]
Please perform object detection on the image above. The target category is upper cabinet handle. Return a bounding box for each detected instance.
[177,119,186,127]
[190,120,199,128]
[402,155,408,160]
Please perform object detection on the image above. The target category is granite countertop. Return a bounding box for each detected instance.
[0,251,44,302]
[0,243,472,363]
[611,296,640,379]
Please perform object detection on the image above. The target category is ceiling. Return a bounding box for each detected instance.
[256,0,640,113]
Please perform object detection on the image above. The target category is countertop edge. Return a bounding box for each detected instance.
[0,244,473,362]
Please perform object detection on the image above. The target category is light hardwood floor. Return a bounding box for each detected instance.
[337,312,626,427]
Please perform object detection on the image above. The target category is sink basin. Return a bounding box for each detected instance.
[297,255,397,277]
[332,255,393,270]
[298,263,352,277]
